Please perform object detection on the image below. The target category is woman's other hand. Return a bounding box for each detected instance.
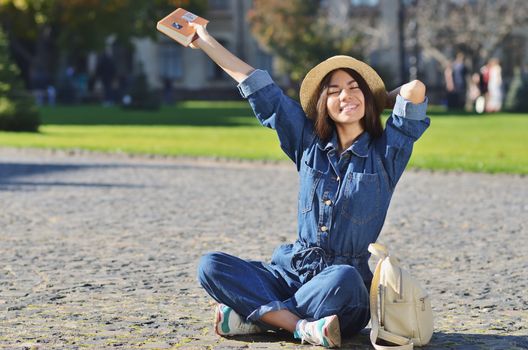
[189,22,210,49]
[399,80,426,104]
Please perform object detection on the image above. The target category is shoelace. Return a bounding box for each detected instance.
[224,307,261,334]
[297,320,324,346]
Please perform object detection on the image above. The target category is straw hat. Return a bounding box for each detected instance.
[299,55,386,119]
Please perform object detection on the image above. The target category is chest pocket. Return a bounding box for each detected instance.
[342,172,381,224]
[299,162,323,214]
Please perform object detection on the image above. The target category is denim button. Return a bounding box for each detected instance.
[320,226,328,232]
[324,199,332,206]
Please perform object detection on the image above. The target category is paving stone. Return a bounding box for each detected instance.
[0,148,526,349]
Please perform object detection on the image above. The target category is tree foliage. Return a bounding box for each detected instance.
[504,68,528,112]
[0,0,207,50]
[0,27,39,131]
[247,0,369,91]
[0,0,207,84]
[406,0,528,69]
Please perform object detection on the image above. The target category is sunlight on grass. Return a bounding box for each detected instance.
[0,103,527,174]
[410,115,528,173]
[1,125,288,160]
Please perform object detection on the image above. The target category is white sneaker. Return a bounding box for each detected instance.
[214,303,262,336]
[295,315,341,348]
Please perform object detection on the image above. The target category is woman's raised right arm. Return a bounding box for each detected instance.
[189,23,254,83]
[189,22,313,167]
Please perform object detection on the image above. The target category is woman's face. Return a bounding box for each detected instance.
[326,69,365,127]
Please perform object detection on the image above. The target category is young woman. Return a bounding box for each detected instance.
[190,23,430,348]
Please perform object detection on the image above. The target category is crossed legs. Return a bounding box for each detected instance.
[198,252,370,336]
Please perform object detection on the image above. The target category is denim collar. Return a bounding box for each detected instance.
[317,131,371,158]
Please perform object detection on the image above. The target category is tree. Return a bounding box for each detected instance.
[0,27,39,131]
[0,0,207,87]
[504,67,528,112]
[406,0,528,70]
[247,0,378,95]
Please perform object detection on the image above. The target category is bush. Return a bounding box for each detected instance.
[505,67,528,113]
[0,28,40,132]
[121,71,161,111]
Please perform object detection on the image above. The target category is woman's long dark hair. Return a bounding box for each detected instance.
[313,68,383,142]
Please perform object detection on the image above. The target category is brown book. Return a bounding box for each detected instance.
[156,8,209,47]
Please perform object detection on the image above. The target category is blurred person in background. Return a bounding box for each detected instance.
[468,72,485,114]
[96,49,117,106]
[486,58,503,112]
[444,53,468,110]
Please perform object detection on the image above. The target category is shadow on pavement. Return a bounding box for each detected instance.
[0,161,228,179]
[0,161,214,188]
[223,330,528,349]
[0,162,148,190]
[0,162,164,190]
[428,331,528,349]
[224,330,372,349]
[0,181,150,189]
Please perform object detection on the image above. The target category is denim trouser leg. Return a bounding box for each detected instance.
[283,264,370,335]
[198,252,294,319]
[198,252,370,335]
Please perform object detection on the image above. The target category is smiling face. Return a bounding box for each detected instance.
[326,69,366,128]
[312,68,382,142]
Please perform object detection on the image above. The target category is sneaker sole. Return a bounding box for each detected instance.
[323,315,341,348]
[214,304,224,336]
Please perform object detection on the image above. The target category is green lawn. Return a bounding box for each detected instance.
[1,102,527,174]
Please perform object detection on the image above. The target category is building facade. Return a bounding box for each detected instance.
[134,0,272,100]
[130,0,528,103]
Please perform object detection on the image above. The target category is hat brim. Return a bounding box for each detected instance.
[300,55,386,119]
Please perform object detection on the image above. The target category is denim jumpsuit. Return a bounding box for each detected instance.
[198,70,430,335]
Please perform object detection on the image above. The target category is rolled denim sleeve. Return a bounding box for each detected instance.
[392,94,429,121]
[237,69,274,98]
[377,95,430,189]
[237,70,314,166]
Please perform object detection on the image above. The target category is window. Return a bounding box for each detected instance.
[159,42,182,79]
[350,0,379,6]
[208,0,230,11]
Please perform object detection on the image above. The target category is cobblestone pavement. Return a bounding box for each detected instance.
[0,148,526,349]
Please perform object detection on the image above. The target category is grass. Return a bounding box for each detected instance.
[411,114,527,173]
[0,102,527,174]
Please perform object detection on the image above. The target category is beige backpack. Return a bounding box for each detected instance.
[368,243,434,349]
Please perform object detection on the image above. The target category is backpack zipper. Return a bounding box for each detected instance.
[379,284,385,326]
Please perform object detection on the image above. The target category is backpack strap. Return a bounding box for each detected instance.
[369,244,414,350]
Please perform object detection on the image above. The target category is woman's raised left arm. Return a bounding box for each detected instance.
[399,80,426,104]
[385,80,426,109]
[378,80,430,189]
